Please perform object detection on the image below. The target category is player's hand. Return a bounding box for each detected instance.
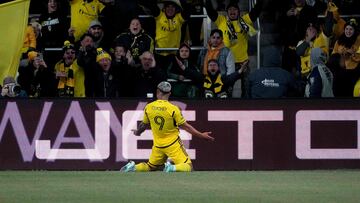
[131,129,141,136]
[202,132,214,141]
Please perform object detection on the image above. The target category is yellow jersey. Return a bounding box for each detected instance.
[143,100,186,147]
[155,11,185,56]
[70,0,105,41]
[215,14,254,63]
[298,32,329,75]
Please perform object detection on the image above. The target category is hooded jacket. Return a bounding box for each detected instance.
[305,48,334,97]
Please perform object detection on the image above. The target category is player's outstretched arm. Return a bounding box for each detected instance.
[131,122,149,136]
[180,122,214,141]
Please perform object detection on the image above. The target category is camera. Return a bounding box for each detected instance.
[3,83,21,97]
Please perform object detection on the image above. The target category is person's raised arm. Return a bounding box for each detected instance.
[179,0,191,20]
[139,0,160,17]
[179,121,214,141]
[204,0,218,22]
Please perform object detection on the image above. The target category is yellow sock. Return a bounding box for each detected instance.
[174,163,192,172]
[135,162,151,172]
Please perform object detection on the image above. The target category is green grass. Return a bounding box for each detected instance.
[0,170,359,203]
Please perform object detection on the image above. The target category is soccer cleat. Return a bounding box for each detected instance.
[163,162,176,172]
[120,161,135,172]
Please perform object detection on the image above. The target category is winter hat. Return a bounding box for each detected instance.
[96,48,112,62]
[3,76,16,86]
[89,20,102,29]
[62,40,75,52]
[345,18,358,30]
[157,81,172,93]
[27,51,39,61]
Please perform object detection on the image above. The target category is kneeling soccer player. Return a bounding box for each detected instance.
[121,81,215,172]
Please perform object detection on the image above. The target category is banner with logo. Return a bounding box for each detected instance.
[0,99,360,170]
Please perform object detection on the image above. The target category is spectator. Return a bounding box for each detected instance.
[280,0,317,74]
[29,19,42,50]
[323,1,346,48]
[54,40,85,97]
[93,48,119,97]
[205,0,260,64]
[77,33,98,97]
[113,17,154,66]
[39,0,69,49]
[304,47,334,98]
[37,0,69,70]
[183,0,204,46]
[111,44,136,97]
[331,18,360,97]
[167,43,203,98]
[197,29,236,95]
[203,59,247,99]
[296,22,329,77]
[141,0,190,70]
[132,51,167,97]
[0,76,27,98]
[332,19,360,70]
[87,20,111,50]
[354,78,360,97]
[98,0,147,47]
[246,46,300,98]
[68,0,105,42]
[198,29,235,75]
[205,0,263,97]
[17,51,57,97]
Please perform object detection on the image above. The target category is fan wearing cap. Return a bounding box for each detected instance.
[93,48,119,97]
[68,0,105,42]
[54,40,85,97]
[296,22,329,76]
[121,81,214,173]
[87,20,110,50]
[0,76,27,98]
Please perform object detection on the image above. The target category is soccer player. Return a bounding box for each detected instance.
[121,81,214,172]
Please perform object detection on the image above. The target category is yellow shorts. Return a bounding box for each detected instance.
[148,137,192,168]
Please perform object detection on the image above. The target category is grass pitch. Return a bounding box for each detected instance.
[0,170,359,203]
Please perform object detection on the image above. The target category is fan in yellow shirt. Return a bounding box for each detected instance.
[69,0,105,42]
[121,81,214,172]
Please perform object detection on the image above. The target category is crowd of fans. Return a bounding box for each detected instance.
[1,0,359,99]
